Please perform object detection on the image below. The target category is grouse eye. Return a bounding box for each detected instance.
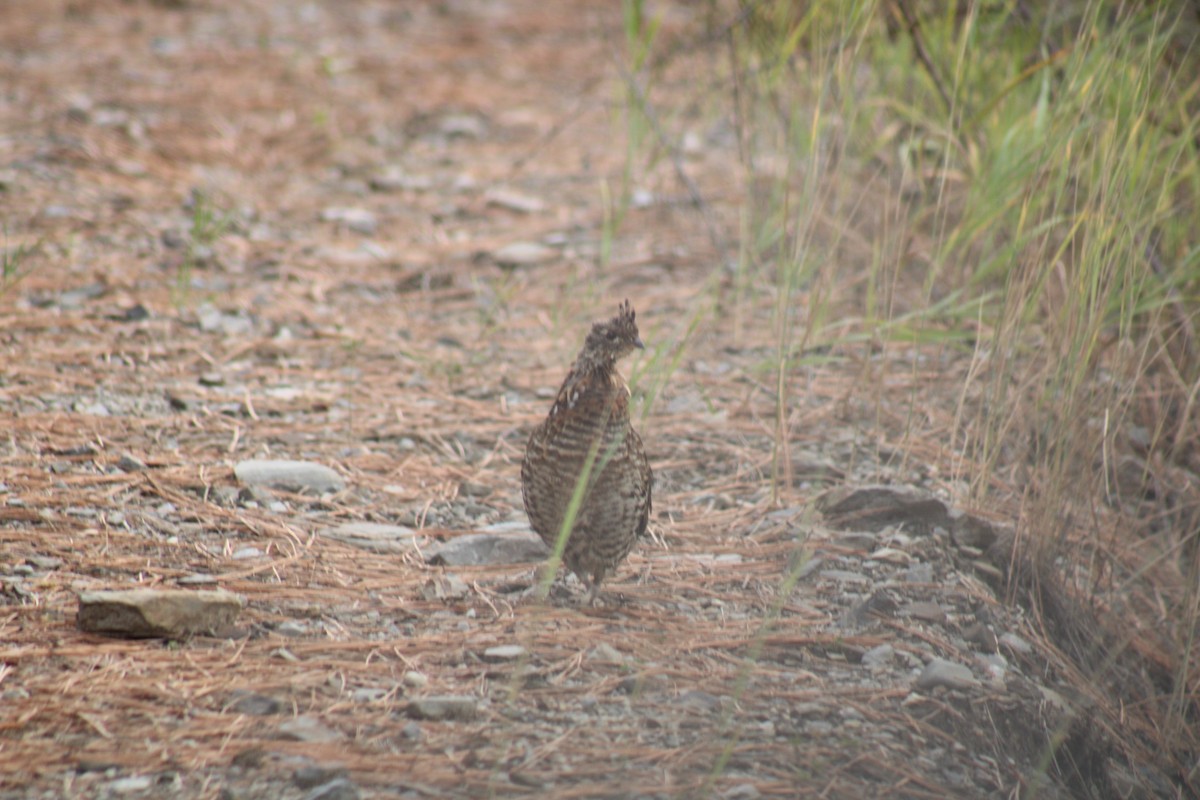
[607,331,619,341]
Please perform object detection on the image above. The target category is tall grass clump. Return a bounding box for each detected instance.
[618,0,1199,785]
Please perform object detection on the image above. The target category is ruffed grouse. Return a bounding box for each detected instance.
[522,300,653,604]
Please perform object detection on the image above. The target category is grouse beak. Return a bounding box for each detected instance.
[633,336,644,350]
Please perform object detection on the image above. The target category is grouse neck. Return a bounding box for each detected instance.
[573,350,617,378]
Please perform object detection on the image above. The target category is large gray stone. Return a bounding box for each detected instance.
[318,522,417,553]
[424,532,548,566]
[235,459,345,493]
[77,588,243,638]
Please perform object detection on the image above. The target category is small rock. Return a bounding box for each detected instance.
[482,645,525,663]
[679,690,723,711]
[178,573,218,586]
[588,642,625,664]
[484,188,544,214]
[229,692,284,716]
[116,454,148,472]
[27,556,63,570]
[438,113,486,139]
[999,632,1033,655]
[721,783,762,800]
[459,481,492,498]
[861,644,894,668]
[294,766,348,790]
[369,167,431,193]
[276,621,308,638]
[277,715,343,743]
[902,601,947,623]
[420,574,469,601]
[405,695,477,721]
[948,508,1005,551]
[424,533,547,566]
[817,485,950,535]
[916,658,979,691]
[198,372,225,387]
[403,670,429,688]
[401,721,421,741]
[352,688,388,703]
[819,569,871,585]
[77,589,243,639]
[492,241,556,267]
[320,207,377,235]
[318,522,417,553]
[868,547,912,565]
[235,459,345,493]
[303,778,360,800]
[76,402,111,417]
[232,546,262,560]
[107,776,152,794]
[902,562,935,583]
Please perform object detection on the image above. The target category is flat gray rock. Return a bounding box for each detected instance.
[916,658,980,691]
[320,206,377,235]
[424,533,548,566]
[482,645,526,662]
[303,779,360,800]
[318,522,417,553]
[77,588,243,639]
[405,695,478,721]
[277,715,343,743]
[817,485,949,534]
[235,459,345,493]
[492,241,556,267]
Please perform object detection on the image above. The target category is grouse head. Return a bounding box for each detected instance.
[579,299,644,368]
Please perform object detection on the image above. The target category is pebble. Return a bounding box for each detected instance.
[178,573,218,586]
[902,563,935,583]
[484,188,544,214]
[107,776,153,794]
[492,241,556,267]
[229,692,283,716]
[438,113,486,138]
[405,695,478,721]
[819,569,871,585]
[235,459,345,493]
[320,207,377,235]
[482,645,525,662]
[423,533,548,566]
[403,670,429,688]
[116,454,147,472]
[861,644,894,668]
[903,601,947,623]
[276,621,308,637]
[318,522,417,553]
[916,658,980,691]
[293,765,348,789]
[277,715,344,743]
[420,574,470,601]
[302,778,360,800]
[999,632,1033,655]
[369,167,432,193]
[588,642,625,664]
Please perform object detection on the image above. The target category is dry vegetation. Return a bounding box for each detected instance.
[1,1,1198,798]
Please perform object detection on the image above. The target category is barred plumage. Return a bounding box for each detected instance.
[521,300,653,605]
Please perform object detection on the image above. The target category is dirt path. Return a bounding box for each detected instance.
[0,2,1172,798]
